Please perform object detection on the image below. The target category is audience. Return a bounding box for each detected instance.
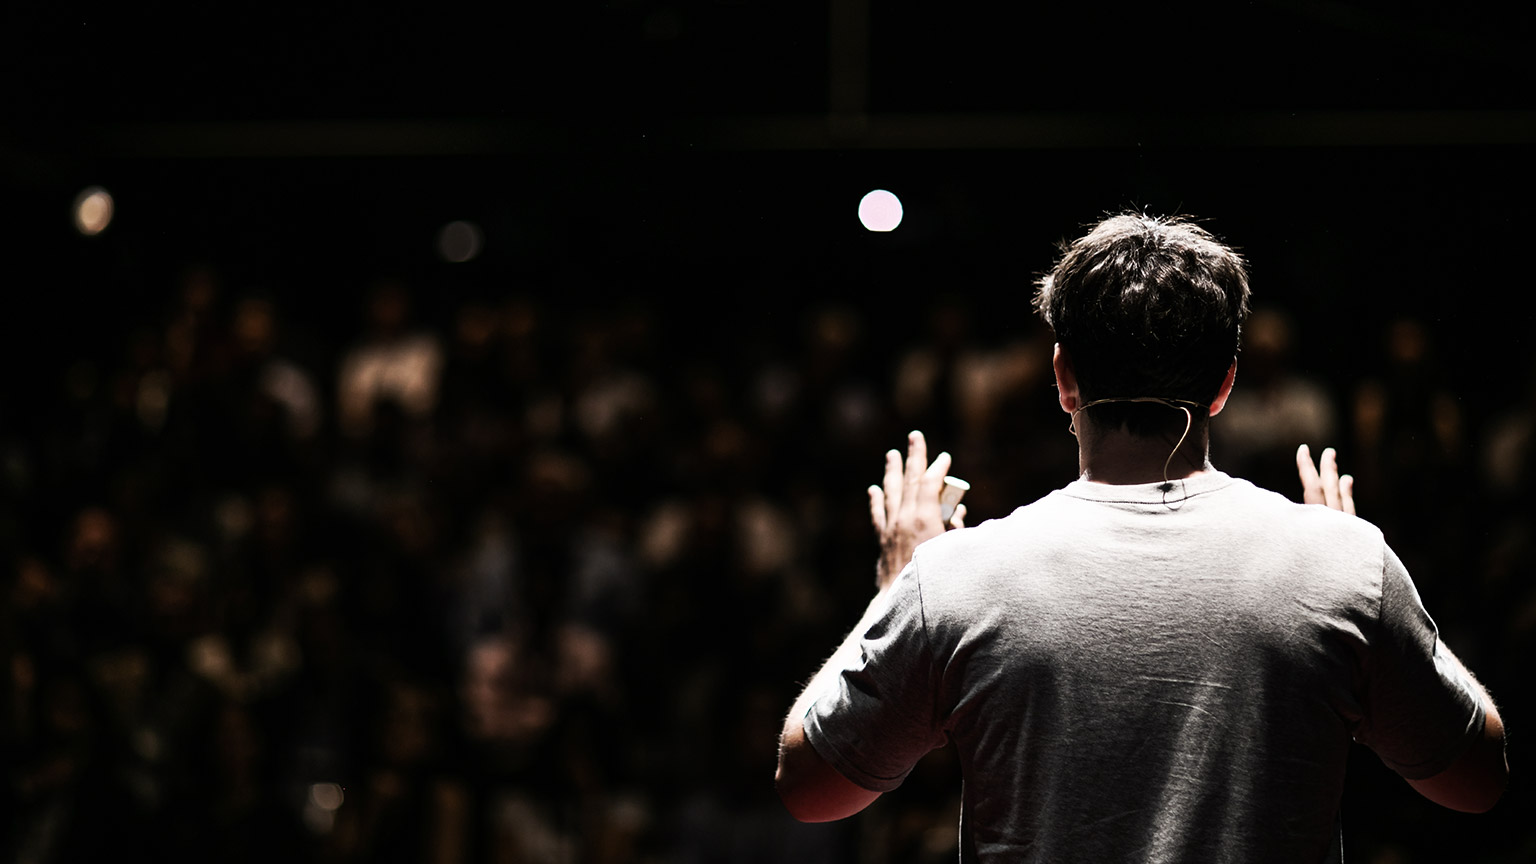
[2,265,1525,863]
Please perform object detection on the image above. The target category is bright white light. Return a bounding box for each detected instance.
[73,187,114,235]
[437,220,483,263]
[857,189,903,232]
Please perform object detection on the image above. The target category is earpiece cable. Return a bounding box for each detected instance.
[1070,397,1207,488]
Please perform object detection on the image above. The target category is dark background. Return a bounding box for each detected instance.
[3,2,1533,862]
[6,2,1536,391]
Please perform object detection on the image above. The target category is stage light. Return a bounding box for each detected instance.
[437,220,483,263]
[73,186,114,235]
[858,189,903,232]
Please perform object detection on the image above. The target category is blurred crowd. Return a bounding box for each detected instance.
[3,264,1532,863]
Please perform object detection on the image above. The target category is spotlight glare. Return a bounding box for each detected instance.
[73,186,114,235]
[858,189,903,232]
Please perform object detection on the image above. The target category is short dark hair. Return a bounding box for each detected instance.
[1034,211,1251,435]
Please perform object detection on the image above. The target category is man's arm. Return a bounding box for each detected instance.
[776,431,959,822]
[1297,444,1509,812]
[778,720,880,822]
[1403,648,1508,813]
[775,593,889,822]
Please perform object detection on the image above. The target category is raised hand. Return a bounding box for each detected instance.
[1296,444,1356,515]
[868,430,964,590]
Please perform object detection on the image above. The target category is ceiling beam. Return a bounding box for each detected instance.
[7,110,1536,162]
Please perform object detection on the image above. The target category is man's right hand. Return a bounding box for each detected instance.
[869,430,963,591]
[1296,444,1355,515]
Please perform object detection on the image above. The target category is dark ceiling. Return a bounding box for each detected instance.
[3,1,1534,383]
[6,2,1533,134]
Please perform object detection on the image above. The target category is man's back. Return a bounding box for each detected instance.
[777,214,1505,858]
[803,472,1484,862]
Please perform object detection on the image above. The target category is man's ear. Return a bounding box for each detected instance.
[1208,361,1237,417]
[1053,344,1079,413]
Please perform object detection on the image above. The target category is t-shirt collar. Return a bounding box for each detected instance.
[1059,469,1236,504]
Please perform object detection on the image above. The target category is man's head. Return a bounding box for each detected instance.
[1034,211,1251,435]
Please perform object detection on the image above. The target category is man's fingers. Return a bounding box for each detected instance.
[1297,444,1324,505]
[882,431,951,531]
[1320,447,1341,510]
[898,431,929,521]
[923,450,952,500]
[903,430,929,488]
[1298,444,1358,515]
[949,503,967,529]
[1339,474,1357,516]
[869,485,887,534]
[870,431,957,587]
[881,448,903,527]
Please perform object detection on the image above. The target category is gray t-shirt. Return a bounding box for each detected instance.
[803,471,1485,863]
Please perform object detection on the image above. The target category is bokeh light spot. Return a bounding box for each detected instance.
[858,189,903,232]
[309,782,345,811]
[437,220,484,263]
[73,186,114,235]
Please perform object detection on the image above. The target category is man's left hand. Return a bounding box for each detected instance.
[1296,444,1355,515]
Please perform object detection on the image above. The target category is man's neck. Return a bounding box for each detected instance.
[1076,425,1214,485]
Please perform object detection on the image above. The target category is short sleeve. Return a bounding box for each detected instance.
[801,559,950,792]
[1354,545,1486,780]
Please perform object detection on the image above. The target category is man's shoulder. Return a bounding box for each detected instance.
[1222,473,1385,538]
[922,474,1385,558]
[909,492,1077,573]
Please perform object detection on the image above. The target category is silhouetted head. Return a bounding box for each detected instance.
[1035,212,1251,435]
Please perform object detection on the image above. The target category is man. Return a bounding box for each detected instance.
[775,213,1507,862]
